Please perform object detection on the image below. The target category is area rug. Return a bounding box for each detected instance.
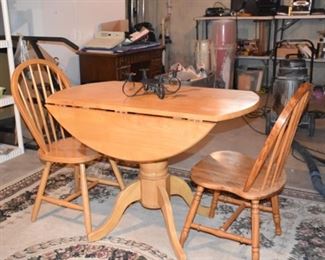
[0,161,324,260]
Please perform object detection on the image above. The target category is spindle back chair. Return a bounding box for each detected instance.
[179,83,312,260]
[11,59,125,234]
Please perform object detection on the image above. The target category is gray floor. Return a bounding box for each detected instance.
[1,116,324,194]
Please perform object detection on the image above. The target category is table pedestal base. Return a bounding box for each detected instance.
[88,161,209,260]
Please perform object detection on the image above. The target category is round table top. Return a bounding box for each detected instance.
[47,81,260,123]
[46,82,260,162]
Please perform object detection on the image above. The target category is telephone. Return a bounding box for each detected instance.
[84,31,125,50]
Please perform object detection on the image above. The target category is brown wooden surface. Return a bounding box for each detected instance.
[47,81,260,122]
[78,46,163,83]
[45,106,215,162]
[46,82,259,162]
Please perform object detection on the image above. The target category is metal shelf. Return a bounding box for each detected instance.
[0,96,24,163]
[0,95,14,107]
[195,14,325,88]
[194,15,274,21]
[237,55,271,60]
[313,58,325,63]
[0,0,24,163]
[0,39,8,49]
[274,14,325,20]
[194,14,325,21]
[0,144,24,163]
[275,57,325,63]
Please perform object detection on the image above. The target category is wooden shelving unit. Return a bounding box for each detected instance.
[0,0,24,163]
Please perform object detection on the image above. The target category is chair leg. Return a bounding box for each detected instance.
[271,195,282,235]
[31,161,52,222]
[209,191,220,218]
[251,200,260,260]
[180,186,205,246]
[74,165,80,192]
[79,163,92,234]
[109,159,125,190]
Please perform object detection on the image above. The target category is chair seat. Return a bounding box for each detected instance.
[191,151,286,200]
[39,137,101,164]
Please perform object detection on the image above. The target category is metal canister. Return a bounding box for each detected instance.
[273,58,308,114]
[316,39,325,59]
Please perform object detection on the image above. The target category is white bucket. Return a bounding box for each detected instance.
[195,40,211,71]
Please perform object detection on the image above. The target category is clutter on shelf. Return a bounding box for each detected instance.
[158,63,214,87]
[169,63,205,82]
[83,19,160,53]
[236,39,260,56]
[205,1,230,17]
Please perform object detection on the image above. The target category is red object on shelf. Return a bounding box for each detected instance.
[211,20,236,89]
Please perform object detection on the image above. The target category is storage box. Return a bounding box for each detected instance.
[100,19,129,32]
[237,68,264,92]
[277,45,299,58]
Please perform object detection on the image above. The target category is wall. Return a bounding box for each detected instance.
[153,0,228,68]
[146,0,325,85]
[2,1,324,85]
[4,0,125,84]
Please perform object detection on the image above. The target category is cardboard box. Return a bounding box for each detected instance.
[100,19,129,32]
[277,45,299,58]
[237,68,264,92]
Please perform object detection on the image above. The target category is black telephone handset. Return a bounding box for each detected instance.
[132,22,156,42]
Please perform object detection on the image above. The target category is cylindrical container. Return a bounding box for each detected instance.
[195,40,211,71]
[273,58,308,114]
[278,59,308,78]
[316,38,324,59]
[273,78,305,110]
[210,20,236,89]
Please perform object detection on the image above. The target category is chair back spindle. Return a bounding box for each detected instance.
[244,83,312,192]
[11,59,72,153]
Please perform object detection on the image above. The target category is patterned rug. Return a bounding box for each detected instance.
[0,161,324,260]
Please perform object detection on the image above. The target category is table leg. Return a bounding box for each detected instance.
[140,161,187,259]
[158,185,186,260]
[88,181,141,241]
[89,161,203,259]
[169,175,210,217]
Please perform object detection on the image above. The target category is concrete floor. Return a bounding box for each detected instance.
[1,115,324,194]
[0,149,43,187]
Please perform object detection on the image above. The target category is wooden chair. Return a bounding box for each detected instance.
[179,83,312,260]
[10,58,126,234]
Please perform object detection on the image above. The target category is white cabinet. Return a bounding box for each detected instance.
[0,0,24,163]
